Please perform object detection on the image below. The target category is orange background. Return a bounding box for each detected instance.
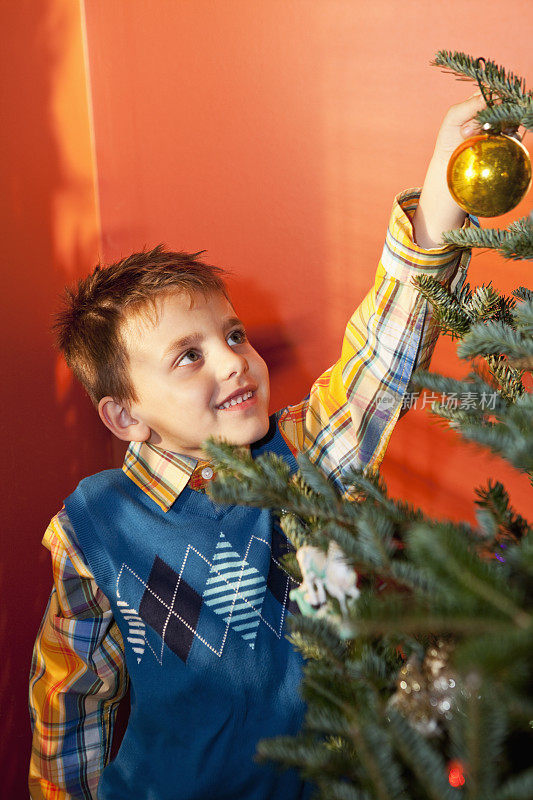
[2,0,531,793]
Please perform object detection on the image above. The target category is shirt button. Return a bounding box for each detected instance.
[201,467,214,480]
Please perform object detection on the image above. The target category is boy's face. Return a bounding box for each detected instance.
[121,289,271,457]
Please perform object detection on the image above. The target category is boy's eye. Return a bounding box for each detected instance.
[227,328,247,346]
[177,349,201,366]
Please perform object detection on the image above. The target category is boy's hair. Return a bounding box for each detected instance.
[54,244,228,407]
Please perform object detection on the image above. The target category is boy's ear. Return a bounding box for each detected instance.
[98,397,151,443]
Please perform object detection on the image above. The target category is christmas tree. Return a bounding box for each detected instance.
[205,51,533,799]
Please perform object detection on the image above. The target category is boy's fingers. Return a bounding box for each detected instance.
[461,117,483,137]
[447,93,486,125]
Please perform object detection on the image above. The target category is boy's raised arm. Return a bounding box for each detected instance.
[412,92,486,248]
[278,95,484,492]
[29,511,128,800]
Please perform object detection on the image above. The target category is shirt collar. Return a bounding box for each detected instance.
[122,441,196,511]
[122,440,250,512]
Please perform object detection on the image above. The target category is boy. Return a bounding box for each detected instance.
[29,94,485,799]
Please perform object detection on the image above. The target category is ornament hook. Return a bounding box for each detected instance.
[474,57,493,108]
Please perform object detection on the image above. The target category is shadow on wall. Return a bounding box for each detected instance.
[0,1,112,794]
[229,274,317,412]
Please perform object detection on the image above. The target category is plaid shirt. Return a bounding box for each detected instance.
[29,189,473,799]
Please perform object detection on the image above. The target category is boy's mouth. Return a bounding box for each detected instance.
[216,388,256,411]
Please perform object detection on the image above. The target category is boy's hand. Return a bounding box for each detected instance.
[431,91,487,164]
[412,92,488,249]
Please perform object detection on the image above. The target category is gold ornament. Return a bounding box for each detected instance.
[447,133,532,217]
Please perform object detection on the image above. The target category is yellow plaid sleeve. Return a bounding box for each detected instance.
[29,511,127,800]
[278,188,473,492]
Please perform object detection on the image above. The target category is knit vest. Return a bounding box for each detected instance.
[65,415,312,800]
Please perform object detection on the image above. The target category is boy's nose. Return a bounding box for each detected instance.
[217,344,248,380]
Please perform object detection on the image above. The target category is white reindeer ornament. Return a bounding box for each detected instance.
[292,541,359,617]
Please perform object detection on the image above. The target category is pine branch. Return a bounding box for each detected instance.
[255,734,336,774]
[453,629,533,687]
[513,297,533,335]
[475,100,533,133]
[287,614,349,665]
[407,523,531,627]
[341,720,406,800]
[205,440,355,524]
[521,104,533,132]
[449,682,508,798]
[410,275,475,338]
[411,370,508,416]
[457,393,533,474]
[474,480,532,544]
[513,286,533,303]
[484,355,525,402]
[345,609,516,639]
[411,330,530,406]
[410,275,518,341]
[441,218,533,261]
[387,710,457,800]
[470,285,515,324]
[432,51,532,104]
[497,768,533,800]
[280,512,311,550]
[304,705,355,739]
[457,321,533,363]
[313,779,372,800]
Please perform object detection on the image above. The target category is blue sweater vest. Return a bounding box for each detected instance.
[65,416,312,800]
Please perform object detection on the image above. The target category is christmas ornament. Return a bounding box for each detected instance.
[388,641,458,737]
[290,541,359,617]
[447,133,531,217]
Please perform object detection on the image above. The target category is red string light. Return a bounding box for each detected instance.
[448,760,466,788]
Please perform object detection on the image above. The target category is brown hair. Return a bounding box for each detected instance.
[54,244,229,406]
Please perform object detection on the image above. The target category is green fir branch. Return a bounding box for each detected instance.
[521,104,533,132]
[513,286,533,303]
[410,274,474,337]
[407,523,530,628]
[205,441,355,525]
[287,614,348,665]
[442,218,533,261]
[457,393,533,474]
[345,646,393,688]
[484,355,525,402]
[474,480,532,543]
[304,705,355,739]
[475,100,533,133]
[411,369,532,469]
[457,320,533,361]
[432,51,531,103]
[497,768,533,800]
[411,370,508,413]
[453,629,533,688]
[313,779,372,800]
[387,710,457,800]
[280,512,313,550]
[345,609,515,639]
[513,297,533,334]
[410,275,518,340]
[255,734,337,774]
[449,684,508,799]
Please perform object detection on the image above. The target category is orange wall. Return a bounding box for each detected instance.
[0,1,110,793]
[83,0,533,519]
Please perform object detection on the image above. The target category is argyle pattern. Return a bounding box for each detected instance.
[127,523,299,664]
[139,556,203,663]
[203,532,267,649]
